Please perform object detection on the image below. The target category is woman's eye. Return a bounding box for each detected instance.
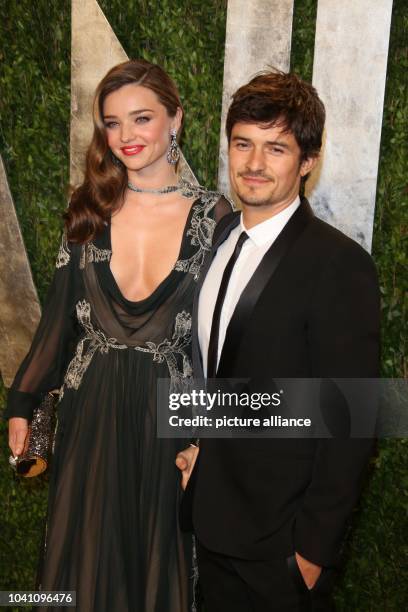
[136,116,150,124]
[104,121,118,129]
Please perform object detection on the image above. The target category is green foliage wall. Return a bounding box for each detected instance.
[0,0,406,609]
[0,1,71,601]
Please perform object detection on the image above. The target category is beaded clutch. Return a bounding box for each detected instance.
[16,392,58,477]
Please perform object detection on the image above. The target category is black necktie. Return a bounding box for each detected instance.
[207,231,249,378]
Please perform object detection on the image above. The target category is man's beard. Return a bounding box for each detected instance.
[237,191,276,207]
[235,171,276,207]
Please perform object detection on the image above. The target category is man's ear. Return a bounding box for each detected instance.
[300,155,319,177]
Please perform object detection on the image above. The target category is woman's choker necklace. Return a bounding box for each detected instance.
[127,180,182,195]
[127,178,207,200]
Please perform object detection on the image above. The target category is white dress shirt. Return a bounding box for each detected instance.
[198,196,301,376]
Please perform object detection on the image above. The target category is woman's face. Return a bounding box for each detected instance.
[103,83,181,175]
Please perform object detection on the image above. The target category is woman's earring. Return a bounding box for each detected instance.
[110,150,124,168]
[167,128,180,165]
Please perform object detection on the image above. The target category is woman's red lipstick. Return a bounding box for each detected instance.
[120,145,146,156]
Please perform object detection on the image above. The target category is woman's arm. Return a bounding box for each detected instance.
[6,233,79,453]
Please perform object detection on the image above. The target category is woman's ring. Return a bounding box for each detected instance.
[9,455,19,469]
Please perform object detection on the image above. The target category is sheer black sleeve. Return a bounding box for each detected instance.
[4,234,79,421]
[214,194,235,222]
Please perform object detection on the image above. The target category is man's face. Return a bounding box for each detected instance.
[228,122,316,210]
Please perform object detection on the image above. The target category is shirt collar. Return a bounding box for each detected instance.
[240,196,301,247]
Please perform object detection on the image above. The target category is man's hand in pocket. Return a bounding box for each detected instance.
[295,552,322,590]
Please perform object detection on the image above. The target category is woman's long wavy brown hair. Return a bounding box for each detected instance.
[65,59,183,243]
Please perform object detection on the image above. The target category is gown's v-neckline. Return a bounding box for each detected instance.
[105,197,200,307]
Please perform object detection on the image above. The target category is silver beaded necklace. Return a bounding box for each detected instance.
[127,181,182,195]
[127,178,206,199]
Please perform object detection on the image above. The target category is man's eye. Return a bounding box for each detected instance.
[236,142,249,149]
[270,147,284,154]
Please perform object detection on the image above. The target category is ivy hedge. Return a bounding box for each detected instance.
[0,0,406,609]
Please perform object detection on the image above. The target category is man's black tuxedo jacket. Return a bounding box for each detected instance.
[187,198,380,569]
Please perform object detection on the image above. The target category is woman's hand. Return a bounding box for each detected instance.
[8,417,29,457]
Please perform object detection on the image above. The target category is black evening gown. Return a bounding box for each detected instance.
[6,189,232,612]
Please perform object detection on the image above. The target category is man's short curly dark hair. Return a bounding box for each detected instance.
[226,68,325,162]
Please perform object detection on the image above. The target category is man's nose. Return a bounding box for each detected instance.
[246,147,265,172]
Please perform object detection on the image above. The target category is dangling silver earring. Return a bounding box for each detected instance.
[167,128,180,165]
[110,150,124,168]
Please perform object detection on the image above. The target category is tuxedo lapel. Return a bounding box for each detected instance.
[191,212,241,378]
[217,199,314,377]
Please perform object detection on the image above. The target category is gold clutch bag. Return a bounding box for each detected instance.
[15,392,58,477]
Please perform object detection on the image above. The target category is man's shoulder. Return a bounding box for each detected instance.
[304,214,378,279]
[307,214,372,258]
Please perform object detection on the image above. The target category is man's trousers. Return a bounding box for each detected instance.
[197,541,336,612]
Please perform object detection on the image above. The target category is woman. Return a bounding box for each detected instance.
[6,59,232,611]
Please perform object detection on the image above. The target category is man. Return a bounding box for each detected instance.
[177,70,380,611]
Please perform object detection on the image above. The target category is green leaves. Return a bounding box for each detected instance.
[372,0,408,381]
[0,0,70,302]
[0,0,70,592]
